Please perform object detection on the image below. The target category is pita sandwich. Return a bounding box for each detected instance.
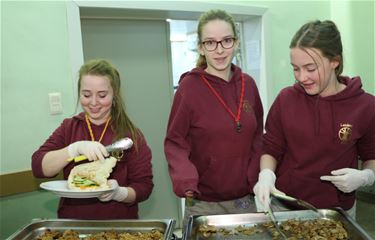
[68,156,117,190]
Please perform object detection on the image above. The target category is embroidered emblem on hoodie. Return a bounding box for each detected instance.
[243,100,253,114]
[338,123,352,144]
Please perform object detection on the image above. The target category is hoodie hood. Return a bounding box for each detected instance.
[293,76,364,101]
[73,112,86,121]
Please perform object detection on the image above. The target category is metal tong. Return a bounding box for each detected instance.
[266,192,321,239]
[271,191,320,214]
[267,204,288,240]
[67,137,133,162]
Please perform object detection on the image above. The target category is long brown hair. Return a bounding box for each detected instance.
[77,59,139,149]
[196,9,238,67]
[290,20,343,78]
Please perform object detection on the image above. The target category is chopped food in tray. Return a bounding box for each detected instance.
[8,219,175,240]
[35,229,79,240]
[198,218,348,239]
[279,219,348,239]
[185,209,372,240]
[199,224,263,238]
[35,229,164,240]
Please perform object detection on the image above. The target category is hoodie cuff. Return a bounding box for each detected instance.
[174,180,200,198]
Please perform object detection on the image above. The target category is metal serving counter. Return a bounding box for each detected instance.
[7,218,176,240]
[183,208,373,240]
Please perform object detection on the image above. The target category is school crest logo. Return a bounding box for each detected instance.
[243,100,253,114]
[338,123,352,144]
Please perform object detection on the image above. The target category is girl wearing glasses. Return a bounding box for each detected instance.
[164,9,263,226]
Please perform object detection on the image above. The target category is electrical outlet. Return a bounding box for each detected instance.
[49,92,63,115]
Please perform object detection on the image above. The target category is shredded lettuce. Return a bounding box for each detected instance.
[73,175,99,187]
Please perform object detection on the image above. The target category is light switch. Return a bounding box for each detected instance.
[49,92,63,115]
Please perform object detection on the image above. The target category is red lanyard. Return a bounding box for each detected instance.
[200,73,245,132]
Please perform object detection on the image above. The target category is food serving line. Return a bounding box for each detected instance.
[7,208,373,240]
[11,139,372,239]
[184,208,373,240]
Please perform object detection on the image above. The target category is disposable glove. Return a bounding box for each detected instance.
[68,141,108,161]
[320,168,375,193]
[253,169,277,212]
[98,179,129,202]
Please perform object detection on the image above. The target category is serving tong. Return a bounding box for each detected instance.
[271,192,320,214]
[265,192,322,239]
[67,137,133,162]
[267,204,288,240]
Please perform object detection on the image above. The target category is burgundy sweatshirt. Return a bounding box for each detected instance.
[164,64,263,201]
[263,76,375,210]
[32,112,153,219]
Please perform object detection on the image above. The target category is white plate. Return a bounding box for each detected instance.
[40,180,115,198]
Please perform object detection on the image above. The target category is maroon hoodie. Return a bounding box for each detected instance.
[164,64,263,201]
[32,112,153,219]
[263,76,375,210]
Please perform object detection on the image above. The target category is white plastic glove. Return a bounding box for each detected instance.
[253,169,276,212]
[98,179,129,202]
[68,141,108,161]
[320,168,375,193]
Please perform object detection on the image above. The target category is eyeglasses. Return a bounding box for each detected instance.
[201,37,236,51]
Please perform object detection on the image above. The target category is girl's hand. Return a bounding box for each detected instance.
[321,168,375,193]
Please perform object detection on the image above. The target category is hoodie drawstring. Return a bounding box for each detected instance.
[330,102,336,142]
[314,97,320,136]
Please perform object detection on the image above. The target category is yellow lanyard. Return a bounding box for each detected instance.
[85,114,110,142]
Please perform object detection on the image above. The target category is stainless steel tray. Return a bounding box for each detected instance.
[7,218,176,240]
[183,208,373,240]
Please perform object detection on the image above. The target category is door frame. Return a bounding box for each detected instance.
[66,0,270,110]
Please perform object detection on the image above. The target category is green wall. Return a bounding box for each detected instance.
[1,0,374,239]
[1,1,75,174]
[331,0,374,94]
[1,2,76,238]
